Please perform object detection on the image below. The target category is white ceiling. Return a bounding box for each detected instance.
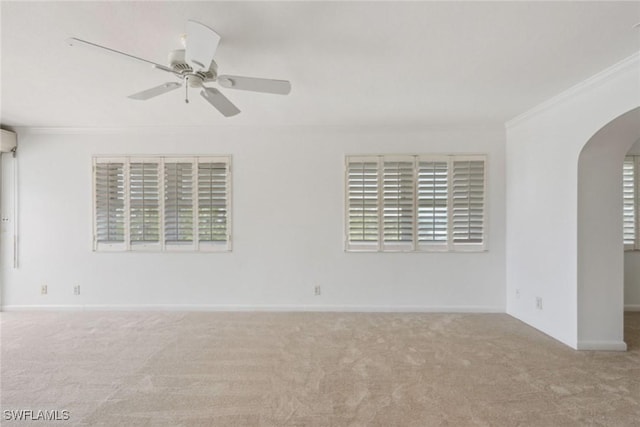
[1,1,639,128]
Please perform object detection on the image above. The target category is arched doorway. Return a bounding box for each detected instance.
[577,107,640,350]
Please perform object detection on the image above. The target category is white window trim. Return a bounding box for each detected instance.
[344,154,488,253]
[92,155,232,253]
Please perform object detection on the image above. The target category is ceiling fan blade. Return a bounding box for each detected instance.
[128,82,182,100]
[66,37,179,75]
[216,75,291,95]
[185,21,221,71]
[200,87,240,117]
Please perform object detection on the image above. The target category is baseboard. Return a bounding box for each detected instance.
[576,341,628,351]
[625,304,640,312]
[1,304,504,313]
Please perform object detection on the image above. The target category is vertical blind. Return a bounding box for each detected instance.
[346,155,486,252]
[94,156,231,252]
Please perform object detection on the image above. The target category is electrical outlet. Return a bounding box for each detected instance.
[515,289,521,299]
[536,297,543,310]
[314,285,321,296]
[41,284,47,295]
[74,285,80,296]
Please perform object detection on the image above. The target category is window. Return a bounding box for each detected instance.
[624,156,638,250]
[346,154,487,252]
[93,156,231,252]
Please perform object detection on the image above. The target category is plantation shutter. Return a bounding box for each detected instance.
[198,160,230,249]
[623,156,636,249]
[346,157,380,251]
[164,160,194,249]
[93,156,231,252]
[382,157,414,250]
[129,161,161,249]
[452,159,485,247]
[417,159,448,250]
[94,159,125,250]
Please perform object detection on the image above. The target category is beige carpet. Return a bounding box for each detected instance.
[1,312,639,426]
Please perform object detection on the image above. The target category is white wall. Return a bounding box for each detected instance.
[625,138,640,310]
[0,126,506,311]
[505,53,640,349]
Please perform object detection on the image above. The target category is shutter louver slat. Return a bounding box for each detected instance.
[95,162,125,244]
[382,160,414,248]
[198,162,228,243]
[165,162,194,244]
[417,161,448,246]
[623,157,636,246]
[129,162,160,244]
[346,160,379,249]
[452,160,485,244]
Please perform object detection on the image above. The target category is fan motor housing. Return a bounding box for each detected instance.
[168,49,216,81]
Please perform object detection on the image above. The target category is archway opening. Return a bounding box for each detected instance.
[577,107,640,350]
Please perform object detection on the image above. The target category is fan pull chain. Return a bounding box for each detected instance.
[185,76,189,104]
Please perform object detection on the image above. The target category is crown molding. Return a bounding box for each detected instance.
[506,52,640,130]
[12,122,504,136]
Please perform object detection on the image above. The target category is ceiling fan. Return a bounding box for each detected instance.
[66,20,291,117]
